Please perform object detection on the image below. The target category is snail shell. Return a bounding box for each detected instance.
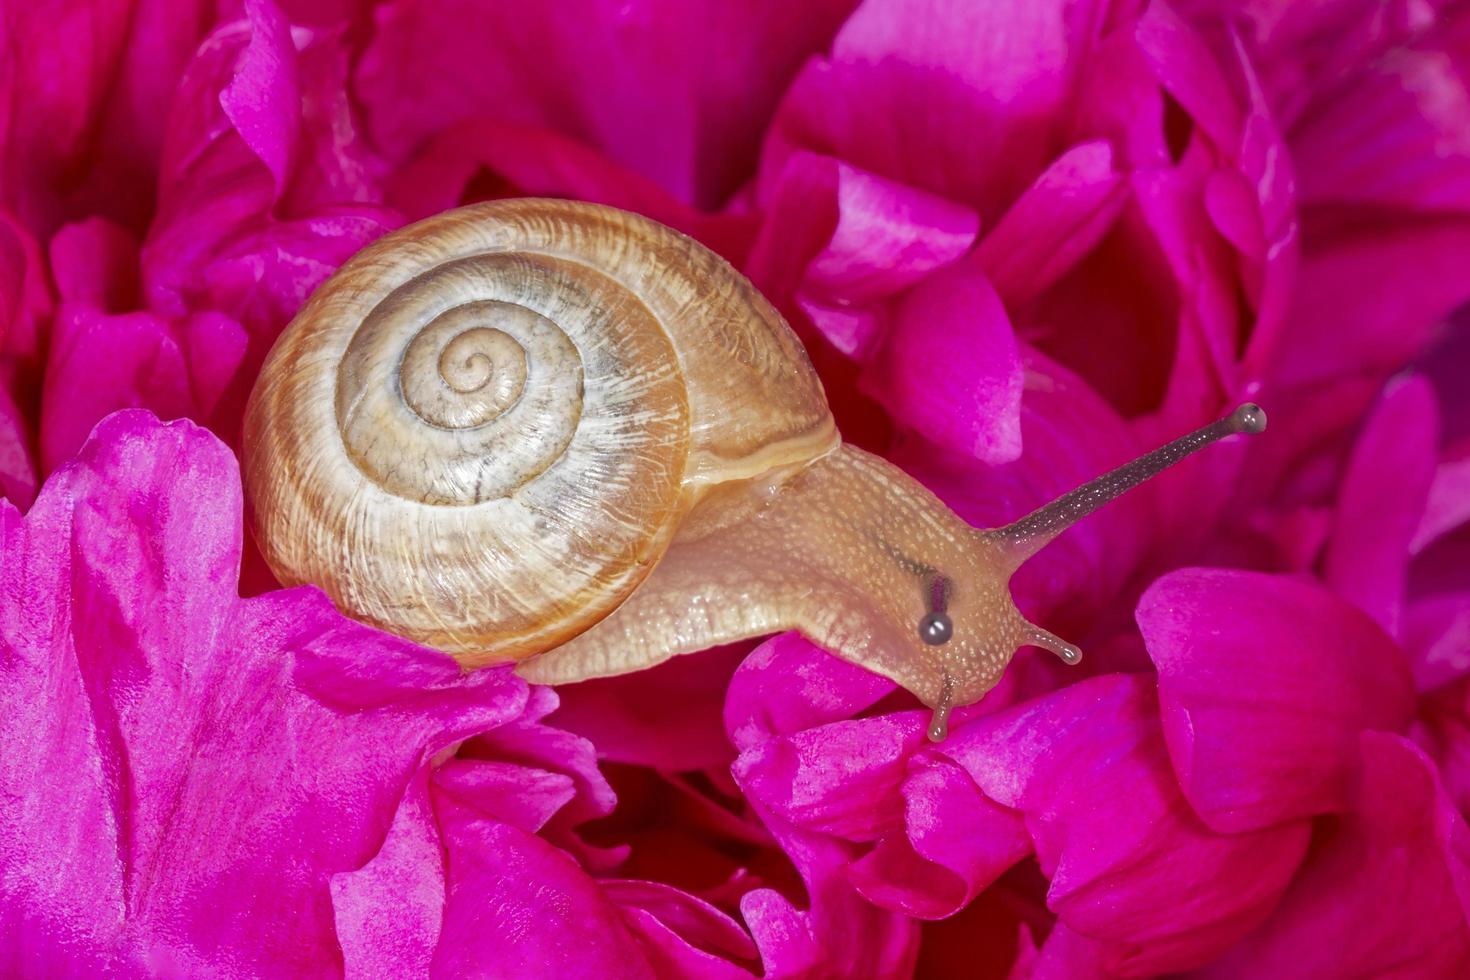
[244,199,836,663]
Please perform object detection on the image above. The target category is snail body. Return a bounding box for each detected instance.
[245,199,1265,740]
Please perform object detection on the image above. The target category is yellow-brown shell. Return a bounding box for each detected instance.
[243,199,836,663]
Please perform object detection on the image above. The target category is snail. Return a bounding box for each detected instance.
[244,198,1266,741]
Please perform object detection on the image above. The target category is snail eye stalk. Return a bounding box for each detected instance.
[918,575,953,646]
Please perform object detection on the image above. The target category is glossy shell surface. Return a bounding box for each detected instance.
[244,199,836,662]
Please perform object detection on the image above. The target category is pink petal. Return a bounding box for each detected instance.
[384,119,751,259]
[864,263,1023,463]
[1207,733,1470,978]
[433,758,577,837]
[356,0,858,208]
[1023,192,1186,419]
[194,206,401,340]
[1413,444,1470,554]
[459,686,618,864]
[736,806,920,978]
[0,411,529,973]
[1139,568,1416,833]
[48,217,139,310]
[39,309,193,471]
[1135,1,1243,150]
[181,312,249,421]
[977,140,1129,306]
[783,156,980,356]
[764,0,1101,220]
[1324,376,1439,636]
[0,380,36,509]
[1407,593,1470,691]
[0,211,50,364]
[1274,214,1470,388]
[733,714,922,842]
[938,675,1309,976]
[601,880,759,977]
[848,756,1031,918]
[282,23,384,213]
[331,770,444,977]
[1291,18,1470,215]
[429,808,657,978]
[219,0,299,193]
[724,632,896,753]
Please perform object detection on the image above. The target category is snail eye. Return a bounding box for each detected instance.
[919,611,953,646]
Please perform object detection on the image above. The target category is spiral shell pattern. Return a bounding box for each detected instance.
[245,202,696,660]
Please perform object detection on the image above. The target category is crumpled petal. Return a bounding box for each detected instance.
[1139,568,1416,833]
[357,0,858,208]
[429,786,758,978]
[1206,732,1470,978]
[0,410,529,975]
[1324,375,1439,637]
[145,1,394,325]
[725,632,899,753]
[935,675,1310,976]
[219,0,300,193]
[736,807,920,979]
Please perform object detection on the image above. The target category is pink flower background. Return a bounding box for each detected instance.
[2,0,1469,975]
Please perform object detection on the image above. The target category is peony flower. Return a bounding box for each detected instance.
[2,0,1470,976]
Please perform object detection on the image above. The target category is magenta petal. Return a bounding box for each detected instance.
[865,263,1023,463]
[736,807,920,978]
[1324,376,1439,636]
[433,757,576,836]
[357,0,857,208]
[1407,594,1470,691]
[602,881,758,978]
[1291,22,1470,214]
[1140,568,1416,833]
[1413,446,1470,555]
[764,0,1095,218]
[977,140,1128,306]
[219,0,299,192]
[384,119,747,257]
[49,217,140,310]
[0,411,530,973]
[733,714,922,841]
[331,769,444,977]
[849,756,1031,918]
[181,312,249,420]
[725,632,896,751]
[809,162,978,298]
[1208,733,1470,978]
[940,675,1309,975]
[0,380,36,509]
[430,810,654,977]
[39,309,193,470]
[1276,220,1470,387]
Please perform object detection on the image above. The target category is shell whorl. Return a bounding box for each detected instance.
[246,202,698,661]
